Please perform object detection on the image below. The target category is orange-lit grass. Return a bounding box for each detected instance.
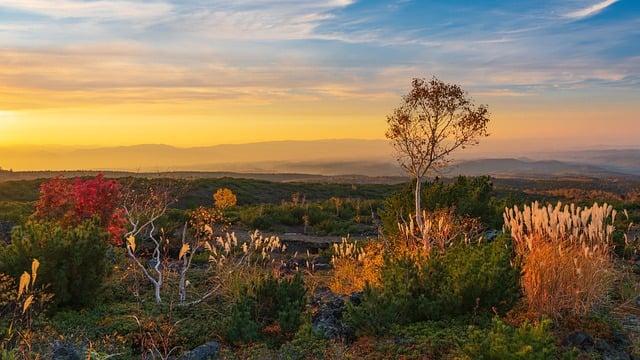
[505,202,618,318]
[329,241,384,295]
[521,241,615,318]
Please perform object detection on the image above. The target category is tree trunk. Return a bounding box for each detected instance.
[414,176,423,232]
[154,281,162,304]
[179,266,187,303]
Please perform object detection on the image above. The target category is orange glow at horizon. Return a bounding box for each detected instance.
[1,97,639,148]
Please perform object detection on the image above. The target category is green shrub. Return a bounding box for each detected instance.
[278,321,327,360]
[346,236,519,335]
[225,274,307,344]
[379,183,414,236]
[379,176,504,235]
[459,318,573,360]
[423,176,501,227]
[0,220,110,308]
[0,349,18,360]
[226,297,261,344]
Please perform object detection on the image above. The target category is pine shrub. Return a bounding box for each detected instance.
[345,236,520,335]
[225,274,307,343]
[459,318,570,360]
[0,220,110,308]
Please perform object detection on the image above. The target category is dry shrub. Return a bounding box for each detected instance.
[398,208,484,255]
[522,242,615,317]
[208,231,286,268]
[329,240,383,295]
[504,202,618,318]
[207,231,287,303]
[329,210,481,295]
[1,260,52,357]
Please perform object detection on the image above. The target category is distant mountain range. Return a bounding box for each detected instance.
[1,139,639,179]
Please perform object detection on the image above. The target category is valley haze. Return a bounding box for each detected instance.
[1,139,639,178]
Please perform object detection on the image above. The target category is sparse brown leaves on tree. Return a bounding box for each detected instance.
[386,76,490,231]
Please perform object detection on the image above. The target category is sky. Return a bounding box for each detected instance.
[0,0,639,149]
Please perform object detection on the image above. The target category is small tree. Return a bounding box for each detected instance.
[386,77,490,231]
[122,185,174,304]
[213,188,237,210]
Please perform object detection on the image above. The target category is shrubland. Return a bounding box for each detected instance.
[0,174,637,359]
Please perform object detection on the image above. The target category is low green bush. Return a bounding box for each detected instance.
[345,236,520,335]
[379,176,506,235]
[278,321,327,360]
[0,220,110,308]
[225,274,307,344]
[458,318,574,360]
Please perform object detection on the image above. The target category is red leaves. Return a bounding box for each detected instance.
[34,174,125,246]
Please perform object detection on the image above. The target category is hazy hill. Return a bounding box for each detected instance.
[1,140,638,178]
[0,140,393,171]
[549,149,640,175]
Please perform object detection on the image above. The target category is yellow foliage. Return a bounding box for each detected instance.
[31,259,40,286]
[127,235,136,253]
[330,241,384,295]
[213,188,237,209]
[18,272,30,299]
[398,208,483,255]
[179,243,190,260]
[22,295,33,314]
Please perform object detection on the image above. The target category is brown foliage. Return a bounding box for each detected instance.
[385,76,490,228]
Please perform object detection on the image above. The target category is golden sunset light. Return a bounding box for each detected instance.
[0,3,639,357]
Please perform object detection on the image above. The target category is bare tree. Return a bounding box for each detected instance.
[386,77,490,230]
[122,184,174,304]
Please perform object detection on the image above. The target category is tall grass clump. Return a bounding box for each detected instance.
[504,202,618,318]
[329,238,384,295]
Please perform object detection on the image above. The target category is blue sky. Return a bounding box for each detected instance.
[0,0,639,147]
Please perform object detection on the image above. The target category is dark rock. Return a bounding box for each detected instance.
[635,295,640,307]
[180,341,219,360]
[612,329,631,348]
[51,341,81,360]
[562,331,594,349]
[349,292,364,306]
[312,289,355,340]
[148,258,160,269]
[0,220,14,244]
[594,339,632,360]
[595,339,613,353]
[484,229,500,241]
[313,263,332,271]
[279,259,301,273]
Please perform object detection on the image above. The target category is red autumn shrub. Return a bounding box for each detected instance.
[34,174,125,246]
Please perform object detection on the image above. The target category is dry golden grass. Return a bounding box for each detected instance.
[504,202,618,318]
[329,240,383,295]
[398,208,483,255]
[521,241,615,318]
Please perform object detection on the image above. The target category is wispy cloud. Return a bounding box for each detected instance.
[167,0,356,40]
[0,0,172,21]
[565,0,619,19]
